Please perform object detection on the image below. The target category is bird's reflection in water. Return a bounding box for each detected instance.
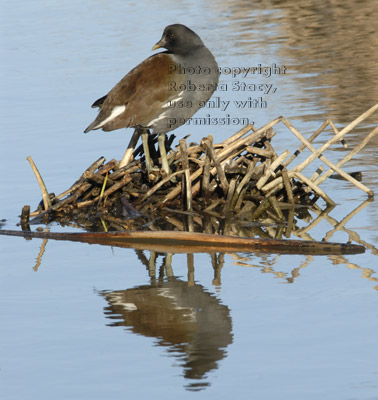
[98,251,233,391]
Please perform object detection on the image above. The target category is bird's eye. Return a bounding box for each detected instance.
[170,33,175,39]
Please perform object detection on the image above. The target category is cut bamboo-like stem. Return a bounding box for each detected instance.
[216,118,281,162]
[225,178,237,212]
[179,139,193,212]
[290,102,378,172]
[285,207,295,238]
[102,174,132,198]
[26,156,52,210]
[281,117,373,195]
[163,168,203,203]
[310,166,324,181]
[163,130,270,203]
[268,196,285,221]
[283,119,346,168]
[201,142,211,202]
[231,160,255,209]
[83,170,114,187]
[262,170,295,196]
[119,129,141,168]
[256,150,290,189]
[281,168,294,204]
[139,170,184,204]
[81,156,106,176]
[245,146,274,158]
[222,124,254,146]
[314,126,378,188]
[29,193,79,223]
[204,136,229,193]
[303,166,325,193]
[55,157,106,200]
[77,174,132,209]
[294,172,335,206]
[250,199,271,220]
[262,114,377,198]
[282,119,329,167]
[56,180,88,201]
[97,159,117,175]
[328,120,347,148]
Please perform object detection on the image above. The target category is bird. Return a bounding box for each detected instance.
[84,24,219,175]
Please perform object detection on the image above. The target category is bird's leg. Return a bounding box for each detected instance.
[141,129,156,173]
[119,129,141,168]
[158,134,171,175]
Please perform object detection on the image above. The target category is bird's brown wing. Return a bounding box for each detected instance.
[85,53,185,132]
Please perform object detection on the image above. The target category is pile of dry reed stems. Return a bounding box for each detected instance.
[23,103,378,233]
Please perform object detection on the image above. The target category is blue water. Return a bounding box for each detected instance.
[1,1,378,399]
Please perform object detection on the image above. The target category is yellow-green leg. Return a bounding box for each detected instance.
[158,134,171,175]
[141,130,155,173]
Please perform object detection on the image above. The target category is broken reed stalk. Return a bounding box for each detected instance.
[294,172,335,206]
[268,196,285,221]
[179,139,193,212]
[55,156,106,200]
[119,129,141,168]
[231,160,255,209]
[289,103,378,193]
[256,150,290,189]
[162,124,279,204]
[313,126,378,187]
[224,178,237,212]
[102,174,132,198]
[138,170,184,204]
[328,119,347,148]
[84,170,114,187]
[26,156,52,210]
[29,158,117,219]
[281,117,373,195]
[281,168,294,205]
[216,119,279,161]
[202,144,211,202]
[204,135,229,193]
[283,119,345,168]
[246,145,274,158]
[222,123,255,146]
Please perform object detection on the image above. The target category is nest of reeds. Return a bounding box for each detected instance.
[23,105,378,234]
[25,127,294,228]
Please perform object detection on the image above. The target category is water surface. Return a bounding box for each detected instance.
[1,1,378,399]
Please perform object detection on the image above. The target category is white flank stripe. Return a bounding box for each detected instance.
[161,90,185,108]
[94,105,126,129]
[148,112,167,126]
[149,91,185,126]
